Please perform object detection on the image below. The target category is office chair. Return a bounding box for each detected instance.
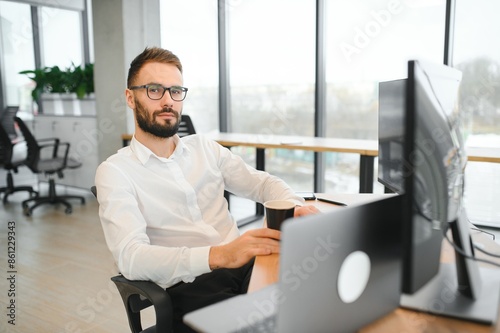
[1,106,21,140]
[0,112,38,203]
[14,116,85,216]
[177,114,196,138]
[90,186,174,333]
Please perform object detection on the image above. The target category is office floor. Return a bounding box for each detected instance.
[0,187,134,333]
[0,181,499,333]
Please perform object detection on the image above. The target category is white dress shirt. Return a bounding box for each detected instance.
[95,134,304,288]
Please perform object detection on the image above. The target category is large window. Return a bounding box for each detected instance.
[325,0,446,140]
[453,0,500,226]
[227,0,317,190]
[40,7,83,68]
[453,0,500,142]
[0,1,35,113]
[325,0,446,193]
[2,0,498,214]
[0,0,89,116]
[159,0,219,134]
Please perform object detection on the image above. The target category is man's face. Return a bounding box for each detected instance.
[126,62,184,138]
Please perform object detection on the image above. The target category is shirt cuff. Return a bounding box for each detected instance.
[189,246,212,276]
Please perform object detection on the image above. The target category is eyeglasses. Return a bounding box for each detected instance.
[129,84,189,101]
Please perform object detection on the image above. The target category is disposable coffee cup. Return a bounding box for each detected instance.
[264,200,295,230]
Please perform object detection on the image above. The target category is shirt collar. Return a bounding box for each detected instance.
[130,134,191,165]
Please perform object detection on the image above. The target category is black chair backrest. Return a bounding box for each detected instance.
[0,123,14,167]
[178,114,196,137]
[0,106,20,139]
[14,117,40,173]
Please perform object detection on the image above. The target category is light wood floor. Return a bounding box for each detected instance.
[0,187,150,333]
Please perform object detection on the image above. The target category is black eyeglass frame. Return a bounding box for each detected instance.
[129,84,189,101]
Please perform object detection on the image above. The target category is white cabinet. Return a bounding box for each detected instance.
[32,115,99,189]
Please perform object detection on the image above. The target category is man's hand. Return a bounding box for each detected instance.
[209,228,281,270]
[294,204,320,217]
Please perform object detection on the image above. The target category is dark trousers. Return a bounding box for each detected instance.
[168,259,255,333]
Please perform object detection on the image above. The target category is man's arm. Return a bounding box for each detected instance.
[208,228,281,270]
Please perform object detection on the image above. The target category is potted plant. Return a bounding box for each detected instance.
[18,67,51,102]
[20,63,94,115]
[69,63,95,115]
[66,63,94,99]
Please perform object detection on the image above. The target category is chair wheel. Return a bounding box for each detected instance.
[24,208,31,217]
[65,208,72,214]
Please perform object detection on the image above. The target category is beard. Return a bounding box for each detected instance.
[134,97,180,138]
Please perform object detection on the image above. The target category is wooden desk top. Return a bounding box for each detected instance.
[467,146,500,164]
[247,193,500,333]
[122,132,500,163]
[204,132,379,156]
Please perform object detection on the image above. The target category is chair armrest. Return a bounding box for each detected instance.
[39,141,70,161]
[111,275,174,333]
[36,137,60,143]
[37,137,61,156]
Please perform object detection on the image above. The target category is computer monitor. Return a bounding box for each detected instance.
[378,79,406,194]
[378,60,499,324]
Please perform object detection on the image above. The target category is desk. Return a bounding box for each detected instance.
[467,146,500,164]
[248,194,500,333]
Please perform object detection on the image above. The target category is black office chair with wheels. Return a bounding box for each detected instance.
[90,186,174,333]
[14,116,85,216]
[0,114,38,203]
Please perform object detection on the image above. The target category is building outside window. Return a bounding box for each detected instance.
[324,0,446,194]
[160,0,219,134]
[0,1,35,114]
[453,0,500,226]
[227,0,317,191]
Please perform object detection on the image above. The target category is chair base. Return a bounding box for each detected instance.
[1,171,38,204]
[22,178,85,216]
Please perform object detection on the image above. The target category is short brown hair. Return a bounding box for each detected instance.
[127,47,183,88]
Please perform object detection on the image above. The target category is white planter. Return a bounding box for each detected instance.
[41,93,64,115]
[40,93,96,116]
[61,93,81,115]
[80,93,96,116]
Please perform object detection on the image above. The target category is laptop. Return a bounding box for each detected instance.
[184,195,403,333]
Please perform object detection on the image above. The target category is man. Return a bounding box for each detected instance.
[95,46,318,332]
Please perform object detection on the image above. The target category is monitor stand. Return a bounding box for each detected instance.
[400,209,500,325]
[400,263,499,324]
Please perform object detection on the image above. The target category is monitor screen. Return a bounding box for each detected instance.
[378,79,406,194]
[404,59,464,294]
[379,60,499,324]
[378,60,464,294]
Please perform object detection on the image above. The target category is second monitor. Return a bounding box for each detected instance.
[378,59,500,324]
